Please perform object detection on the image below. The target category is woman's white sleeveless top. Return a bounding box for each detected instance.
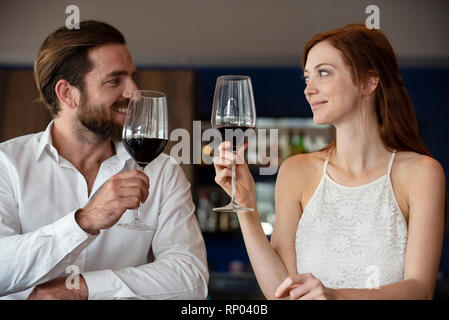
[295,151,408,288]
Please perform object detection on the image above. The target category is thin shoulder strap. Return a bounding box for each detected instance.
[387,150,397,176]
[323,153,330,175]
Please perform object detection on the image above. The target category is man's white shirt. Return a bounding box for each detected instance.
[0,121,208,299]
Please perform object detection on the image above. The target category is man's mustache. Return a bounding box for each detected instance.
[112,99,130,109]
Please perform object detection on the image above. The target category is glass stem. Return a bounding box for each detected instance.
[135,164,144,221]
[231,162,236,203]
[136,205,143,221]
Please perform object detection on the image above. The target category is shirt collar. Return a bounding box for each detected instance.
[35,120,58,162]
[35,120,132,163]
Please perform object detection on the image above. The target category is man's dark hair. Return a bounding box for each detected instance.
[34,20,126,117]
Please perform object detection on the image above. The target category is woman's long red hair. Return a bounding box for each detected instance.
[302,24,430,156]
[302,24,448,226]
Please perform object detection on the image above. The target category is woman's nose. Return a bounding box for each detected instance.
[304,80,318,98]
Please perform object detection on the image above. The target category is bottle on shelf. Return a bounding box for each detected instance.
[218,212,230,232]
[206,191,221,233]
[206,210,218,233]
[303,134,314,153]
[289,130,307,155]
[197,192,211,232]
[298,130,308,154]
[230,214,240,231]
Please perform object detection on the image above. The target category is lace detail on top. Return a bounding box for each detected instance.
[295,151,408,289]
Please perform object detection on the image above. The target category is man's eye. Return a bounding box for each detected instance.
[108,78,120,85]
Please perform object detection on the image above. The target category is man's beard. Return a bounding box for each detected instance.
[76,95,129,142]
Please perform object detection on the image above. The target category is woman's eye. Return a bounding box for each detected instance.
[302,75,309,84]
[318,70,329,77]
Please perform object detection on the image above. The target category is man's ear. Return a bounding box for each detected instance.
[361,76,379,96]
[54,79,80,110]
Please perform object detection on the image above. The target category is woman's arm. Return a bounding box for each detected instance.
[214,143,304,299]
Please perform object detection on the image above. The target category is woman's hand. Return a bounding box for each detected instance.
[275,273,336,300]
[213,141,256,209]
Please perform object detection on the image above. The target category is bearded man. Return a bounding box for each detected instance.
[0,20,208,300]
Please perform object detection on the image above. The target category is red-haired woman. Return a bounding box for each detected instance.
[214,24,446,299]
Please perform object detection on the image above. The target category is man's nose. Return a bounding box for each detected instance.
[123,78,138,99]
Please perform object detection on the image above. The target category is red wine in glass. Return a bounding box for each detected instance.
[217,126,255,152]
[123,138,168,168]
[118,90,168,231]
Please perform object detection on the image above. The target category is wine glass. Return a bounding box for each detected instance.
[211,75,256,213]
[118,90,168,230]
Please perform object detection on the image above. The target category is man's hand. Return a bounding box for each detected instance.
[75,169,150,234]
[27,275,89,300]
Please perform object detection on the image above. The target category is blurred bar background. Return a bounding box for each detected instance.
[0,0,448,299]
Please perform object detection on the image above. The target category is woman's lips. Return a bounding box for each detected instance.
[311,100,327,110]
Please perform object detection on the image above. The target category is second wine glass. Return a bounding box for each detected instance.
[211,75,256,213]
[118,90,168,230]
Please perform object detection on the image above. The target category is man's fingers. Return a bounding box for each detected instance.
[112,169,150,186]
[122,195,141,210]
[110,176,150,201]
[119,186,148,203]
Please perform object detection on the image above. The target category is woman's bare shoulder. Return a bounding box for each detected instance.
[278,151,327,180]
[395,151,445,185]
[275,151,327,212]
[396,151,444,173]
